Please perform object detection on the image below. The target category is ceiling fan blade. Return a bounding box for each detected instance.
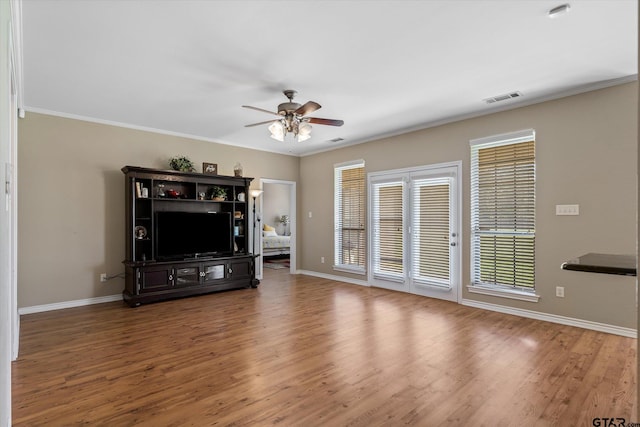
[245,119,278,128]
[242,105,281,117]
[307,117,344,127]
[294,101,321,116]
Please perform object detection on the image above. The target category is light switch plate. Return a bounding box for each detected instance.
[556,204,579,215]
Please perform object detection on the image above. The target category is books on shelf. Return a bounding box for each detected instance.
[135,182,149,198]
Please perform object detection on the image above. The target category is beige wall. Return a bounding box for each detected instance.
[300,82,637,329]
[18,113,299,307]
[18,84,638,330]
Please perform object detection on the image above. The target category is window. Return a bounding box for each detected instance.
[411,177,451,286]
[371,179,404,280]
[470,129,537,300]
[334,160,365,273]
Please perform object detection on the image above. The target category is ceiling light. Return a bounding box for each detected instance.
[244,90,343,143]
[548,3,570,18]
[298,123,312,141]
[268,117,313,142]
[268,121,284,141]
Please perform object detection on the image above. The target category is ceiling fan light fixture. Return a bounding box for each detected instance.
[243,90,343,143]
[296,123,312,142]
[297,133,311,142]
[268,121,285,141]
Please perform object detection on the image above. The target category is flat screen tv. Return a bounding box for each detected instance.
[155,211,232,260]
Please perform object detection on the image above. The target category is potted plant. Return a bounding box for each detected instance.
[169,156,195,172]
[210,186,227,201]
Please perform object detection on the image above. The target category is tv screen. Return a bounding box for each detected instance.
[156,211,232,260]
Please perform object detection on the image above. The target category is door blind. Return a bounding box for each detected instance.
[411,178,451,287]
[334,162,365,270]
[372,181,404,280]
[471,133,535,289]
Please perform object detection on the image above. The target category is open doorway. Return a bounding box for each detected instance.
[257,179,296,280]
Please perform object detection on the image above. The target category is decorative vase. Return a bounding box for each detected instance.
[234,162,243,177]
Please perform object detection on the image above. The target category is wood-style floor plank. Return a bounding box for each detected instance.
[12,270,637,426]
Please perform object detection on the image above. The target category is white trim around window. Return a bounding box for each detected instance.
[467,283,540,302]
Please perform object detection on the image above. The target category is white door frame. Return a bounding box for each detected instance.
[367,161,462,303]
[10,45,19,360]
[2,3,23,423]
[257,178,297,279]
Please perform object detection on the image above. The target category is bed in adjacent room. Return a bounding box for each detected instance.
[262,227,290,256]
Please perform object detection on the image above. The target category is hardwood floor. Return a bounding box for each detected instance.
[13,269,637,426]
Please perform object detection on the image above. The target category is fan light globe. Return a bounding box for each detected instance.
[299,123,312,136]
[268,121,284,141]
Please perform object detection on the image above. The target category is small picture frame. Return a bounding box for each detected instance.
[202,162,218,175]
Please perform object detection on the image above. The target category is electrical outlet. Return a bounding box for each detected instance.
[321,257,325,263]
[100,273,107,282]
[556,286,565,298]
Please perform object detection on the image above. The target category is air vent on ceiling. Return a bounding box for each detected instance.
[329,137,345,143]
[483,91,523,104]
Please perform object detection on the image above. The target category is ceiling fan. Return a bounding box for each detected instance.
[243,90,344,142]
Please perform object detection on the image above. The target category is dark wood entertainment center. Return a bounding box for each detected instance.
[122,166,258,307]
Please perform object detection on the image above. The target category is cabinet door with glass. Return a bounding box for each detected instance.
[201,262,228,285]
[174,265,202,287]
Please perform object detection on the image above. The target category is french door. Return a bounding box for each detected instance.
[368,162,461,302]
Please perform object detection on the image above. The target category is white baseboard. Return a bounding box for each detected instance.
[461,298,637,338]
[296,270,370,287]
[18,294,122,315]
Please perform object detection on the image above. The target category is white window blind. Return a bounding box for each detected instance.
[411,178,451,288]
[334,161,365,271]
[372,180,404,280]
[470,130,535,289]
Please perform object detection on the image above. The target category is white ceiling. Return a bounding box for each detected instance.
[21,0,637,157]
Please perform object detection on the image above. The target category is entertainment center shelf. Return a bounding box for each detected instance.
[122,166,257,307]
